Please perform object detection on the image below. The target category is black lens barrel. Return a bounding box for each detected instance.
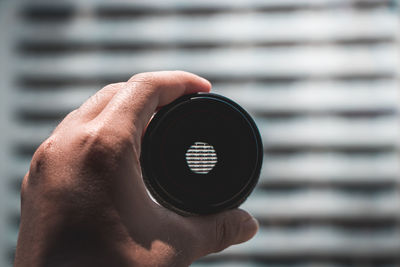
[141,93,263,215]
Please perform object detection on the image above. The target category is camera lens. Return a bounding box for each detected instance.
[141,93,263,215]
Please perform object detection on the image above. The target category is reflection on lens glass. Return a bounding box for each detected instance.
[185,142,217,174]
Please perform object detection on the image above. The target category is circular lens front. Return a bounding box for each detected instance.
[141,93,262,215]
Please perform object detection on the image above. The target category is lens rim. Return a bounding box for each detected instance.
[141,92,263,215]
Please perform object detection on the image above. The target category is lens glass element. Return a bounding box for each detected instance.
[185,142,218,175]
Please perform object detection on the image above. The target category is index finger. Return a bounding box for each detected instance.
[97,71,211,140]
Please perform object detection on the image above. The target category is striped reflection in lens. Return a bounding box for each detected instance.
[185,142,217,174]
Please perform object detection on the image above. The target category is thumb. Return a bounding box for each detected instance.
[188,209,259,258]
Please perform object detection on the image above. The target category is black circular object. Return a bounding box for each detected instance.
[141,93,263,215]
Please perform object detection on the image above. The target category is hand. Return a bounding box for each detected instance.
[14,71,259,267]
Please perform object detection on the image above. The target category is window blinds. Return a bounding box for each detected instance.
[0,0,399,266]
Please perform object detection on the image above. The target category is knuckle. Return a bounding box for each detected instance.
[97,83,120,96]
[68,108,80,117]
[53,109,80,133]
[103,82,122,90]
[61,109,79,122]
[32,136,57,165]
[214,214,233,252]
[84,124,133,149]
[101,83,116,90]
[80,126,114,153]
[129,72,157,86]
[63,108,80,122]
[28,136,58,185]
[78,125,134,171]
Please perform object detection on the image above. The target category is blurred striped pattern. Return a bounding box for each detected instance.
[186,142,218,175]
[0,0,399,266]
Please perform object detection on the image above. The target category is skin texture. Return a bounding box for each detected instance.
[14,71,259,267]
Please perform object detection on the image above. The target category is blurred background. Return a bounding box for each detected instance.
[0,0,399,266]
